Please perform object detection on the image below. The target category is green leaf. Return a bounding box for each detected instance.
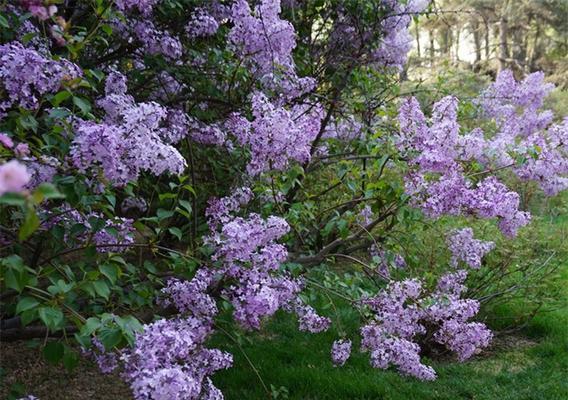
[0,192,26,206]
[16,297,39,314]
[98,327,122,350]
[156,209,174,220]
[100,263,119,284]
[158,192,177,201]
[83,317,101,334]
[19,114,38,132]
[101,24,113,35]
[168,227,183,241]
[0,14,9,28]
[48,107,71,120]
[34,183,65,200]
[43,342,65,364]
[20,309,38,326]
[19,208,40,241]
[72,96,92,114]
[52,90,72,107]
[4,269,30,293]
[38,307,64,331]
[93,280,110,300]
[179,200,193,214]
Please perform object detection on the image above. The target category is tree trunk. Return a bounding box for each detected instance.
[484,19,490,60]
[529,23,541,71]
[455,28,461,62]
[429,28,435,65]
[472,20,482,63]
[498,2,510,71]
[415,22,421,59]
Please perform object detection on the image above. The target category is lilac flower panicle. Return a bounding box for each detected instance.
[72,74,187,186]
[398,95,533,237]
[0,42,81,115]
[83,338,119,374]
[115,0,161,17]
[447,228,495,269]
[360,272,491,380]
[228,92,323,175]
[187,8,220,38]
[331,339,352,366]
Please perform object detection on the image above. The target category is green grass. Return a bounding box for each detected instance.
[213,270,568,400]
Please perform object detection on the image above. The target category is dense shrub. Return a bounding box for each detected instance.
[0,1,566,399]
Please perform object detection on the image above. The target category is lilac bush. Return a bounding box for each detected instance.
[0,0,566,398]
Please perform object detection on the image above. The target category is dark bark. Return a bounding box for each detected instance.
[472,20,482,63]
[498,4,510,71]
[1,325,78,341]
[429,29,435,65]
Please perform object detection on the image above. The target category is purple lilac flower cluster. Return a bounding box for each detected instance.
[446,228,495,269]
[0,41,81,118]
[204,204,303,329]
[186,8,220,38]
[361,279,436,380]
[171,189,327,333]
[372,0,430,70]
[229,0,315,98]
[427,271,492,361]
[398,95,532,237]
[477,70,567,195]
[331,339,352,367]
[323,116,364,142]
[359,272,491,380]
[82,338,119,374]
[114,0,161,17]
[121,317,232,400]
[71,72,187,186]
[227,92,323,175]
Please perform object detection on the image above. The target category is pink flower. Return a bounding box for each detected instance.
[0,160,31,195]
[0,133,14,149]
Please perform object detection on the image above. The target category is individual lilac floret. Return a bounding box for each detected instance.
[358,205,373,225]
[447,228,495,269]
[0,133,14,148]
[19,0,57,20]
[331,339,352,367]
